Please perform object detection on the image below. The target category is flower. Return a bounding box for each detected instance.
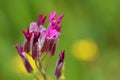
[49,11,64,26]
[46,26,60,40]
[72,39,98,61]
[22,27,32,53]
[38,14,46,27]
[48,36,59,56]
[15,11,65,80]
[49,11,56,22]
[55,51,65,80]
[15,44,33,73]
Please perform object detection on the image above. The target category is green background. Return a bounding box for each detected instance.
[0,0,120,80]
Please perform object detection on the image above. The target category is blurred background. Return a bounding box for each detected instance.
[0,0,120,80]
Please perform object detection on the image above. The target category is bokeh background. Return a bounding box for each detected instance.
[0,0,120,80]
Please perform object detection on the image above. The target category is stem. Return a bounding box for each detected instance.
[45,56,51,71]
[38,59,47,80]
[41,52,48,62]
[31,72,39,80]
[35,60,41,71]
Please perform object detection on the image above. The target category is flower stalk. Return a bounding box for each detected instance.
[38,59,47,80]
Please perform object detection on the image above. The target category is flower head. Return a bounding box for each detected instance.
[15,11,65,80]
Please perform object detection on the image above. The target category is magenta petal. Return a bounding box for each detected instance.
[33,32,40,45]
[23,58,33,73]
[38,14,46,26]
[22,30,27,38]
[22,28,32,40]
[41,39,49,53]
[49,42,56,56]
[59,51,65,61]
[49,11,56,22]
[55,62,63,80]
[32,43,39,60]
[24,40,30,53]
[54,25,62,32]
[58,14,64,20]
[49,37,58,56]
[48,30,59,39]
[15,44,24,58]
[46,27,60,40]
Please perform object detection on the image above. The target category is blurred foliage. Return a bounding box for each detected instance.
[0,0,120,80]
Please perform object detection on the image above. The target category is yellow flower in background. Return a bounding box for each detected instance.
[11,55,52,80]
[72,39,99,61]
[11,54,37,75]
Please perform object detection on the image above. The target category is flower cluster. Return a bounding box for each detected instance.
[15,11,65,80]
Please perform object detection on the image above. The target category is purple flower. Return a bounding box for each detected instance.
[49,11,56,22]
[15,11,65,78]
[22,27,32,53]
[32,32,40,45]
[48,37,59,56]
[38,14,46,27]
[31,32,41,60]
[41,39,49,53]
[55,51,65,79]
[32,42,40,60]
[52,25,62,32]
[40,11,64,56]
[46,26,60,40]
[49,11,64,26]
[15,44,33,73]
[41,26,59,55]
[22,27,32,40]
[41,36,59,56]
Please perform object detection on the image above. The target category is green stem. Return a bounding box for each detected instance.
[45,56,51,72]
[38,59,47,80]
[41,52,48,62]
[35,60,41,71]
[31,72,39,80]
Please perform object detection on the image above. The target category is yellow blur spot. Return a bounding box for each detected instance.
[11,54,37,75]
[72,39,99,61]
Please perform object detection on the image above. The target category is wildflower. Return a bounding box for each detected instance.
[72,39,98,61]
[38,14,46,27]
[55,51,65,80]
[15,11,65,80]
[49,11,64,26]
